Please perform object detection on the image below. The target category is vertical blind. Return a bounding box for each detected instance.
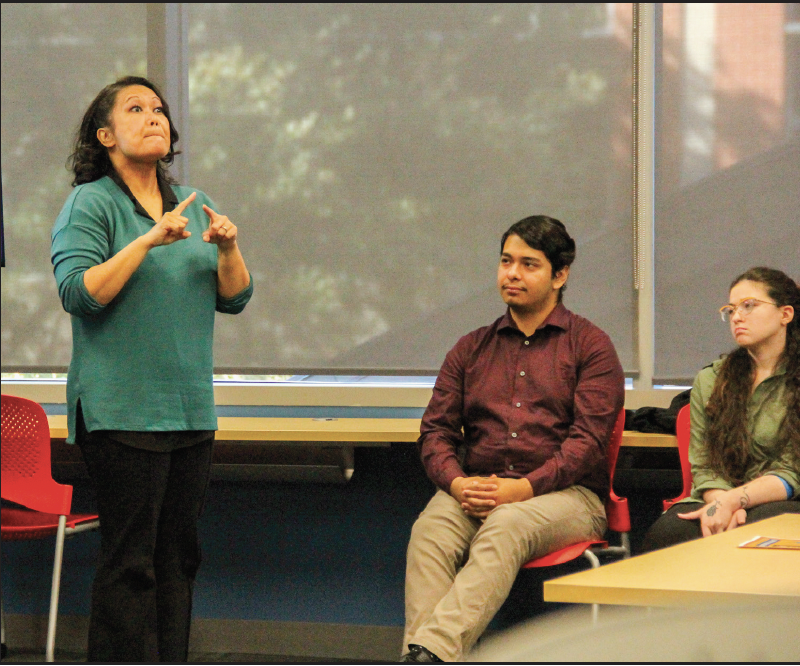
[188,3,635,373]
[8,4,789,381]
[654,3,800,383]
[0,3,147,369]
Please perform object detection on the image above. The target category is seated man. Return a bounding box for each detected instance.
[402,215,625,663]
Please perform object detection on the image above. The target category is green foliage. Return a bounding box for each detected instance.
[187,4,630,369]
[1,3,147,368]
[1,4,631,372]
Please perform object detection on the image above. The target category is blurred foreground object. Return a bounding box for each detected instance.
[471,602,800,662]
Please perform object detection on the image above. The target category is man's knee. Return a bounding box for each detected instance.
[482,503,522,530]
[409,512,439,549]
[476,494,602,557]
[473,503,532,548]
[407,502,473,569]
[410,511,456,553]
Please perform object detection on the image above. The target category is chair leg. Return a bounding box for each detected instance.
[2,597,6,659]
[582,549,601,569]
[582,550,602,624]
[621,532,631,558]
[46,516,67,663]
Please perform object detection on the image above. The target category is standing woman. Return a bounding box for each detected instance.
[642,267,799,551]
[51,76,253,661]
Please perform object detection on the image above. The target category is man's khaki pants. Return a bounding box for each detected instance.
[404,486,606,662]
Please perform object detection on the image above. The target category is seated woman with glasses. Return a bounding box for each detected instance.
[642,267,799,552]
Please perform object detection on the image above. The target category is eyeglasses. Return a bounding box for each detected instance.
[719,298,777,322]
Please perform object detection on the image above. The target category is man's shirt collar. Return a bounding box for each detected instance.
[498,302,570,335]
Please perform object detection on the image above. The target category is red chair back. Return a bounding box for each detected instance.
[522,408,629,571]
[663,403,692,510]
[605,408,630,533]
[1,394,73,515]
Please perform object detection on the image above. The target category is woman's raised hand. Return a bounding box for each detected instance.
[202,204,237,250]
[145,192,196,247]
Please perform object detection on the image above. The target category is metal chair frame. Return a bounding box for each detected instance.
[521,409,630,624]
[1,394,99,662]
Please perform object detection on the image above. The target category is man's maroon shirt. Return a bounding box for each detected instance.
[419,303,625,498]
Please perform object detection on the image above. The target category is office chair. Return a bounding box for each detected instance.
[521,409,629,623]
[662,404,692,510]
[1,394,99,662]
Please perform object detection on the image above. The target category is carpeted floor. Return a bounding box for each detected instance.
[1,647,382,663]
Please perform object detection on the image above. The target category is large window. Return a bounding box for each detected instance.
[2,4,797,388]
[0,3,634,376]
[0,3,147,369]
[187,4,634,373]
[654,3,799,383]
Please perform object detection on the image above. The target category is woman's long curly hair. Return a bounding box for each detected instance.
[67,76,180,186]
[704,267,800,485]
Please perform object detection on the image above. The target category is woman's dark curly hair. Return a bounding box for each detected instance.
[67,76,180,186]
[704,267,800,485]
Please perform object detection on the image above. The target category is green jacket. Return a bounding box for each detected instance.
[686,358,799,501]
[51,176,253,443]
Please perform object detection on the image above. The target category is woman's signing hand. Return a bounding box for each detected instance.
[144,192,196,247]
[202,205,237,249]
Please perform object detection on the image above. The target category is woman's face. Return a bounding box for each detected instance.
[727,280,793,350]
[97,85,171,165]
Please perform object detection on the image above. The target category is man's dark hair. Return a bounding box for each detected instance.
[68,76,180,186]
[500,215,576,301]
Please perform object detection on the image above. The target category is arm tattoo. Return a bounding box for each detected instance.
[740,485,750,509]
[707,499,721,517]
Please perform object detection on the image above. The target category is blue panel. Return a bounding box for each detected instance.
[1,447,432,626]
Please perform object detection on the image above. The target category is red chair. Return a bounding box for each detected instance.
[662,403,692,510]
[521,409,629,623]
[1,394,99,663]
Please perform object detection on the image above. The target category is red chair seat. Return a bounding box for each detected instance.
[522,539,608,568]
[519,408,630,617]
[1,507,99,540]
[2,393,100,662]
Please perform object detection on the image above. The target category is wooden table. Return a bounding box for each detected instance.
[544,514,800,607]
[45,415,676,447]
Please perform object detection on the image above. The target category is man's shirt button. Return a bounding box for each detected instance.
[511,432,517,438]
[508,464,515,471]
[516,402,521,407]
[524,340,530,345]
[520,371,525,376]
